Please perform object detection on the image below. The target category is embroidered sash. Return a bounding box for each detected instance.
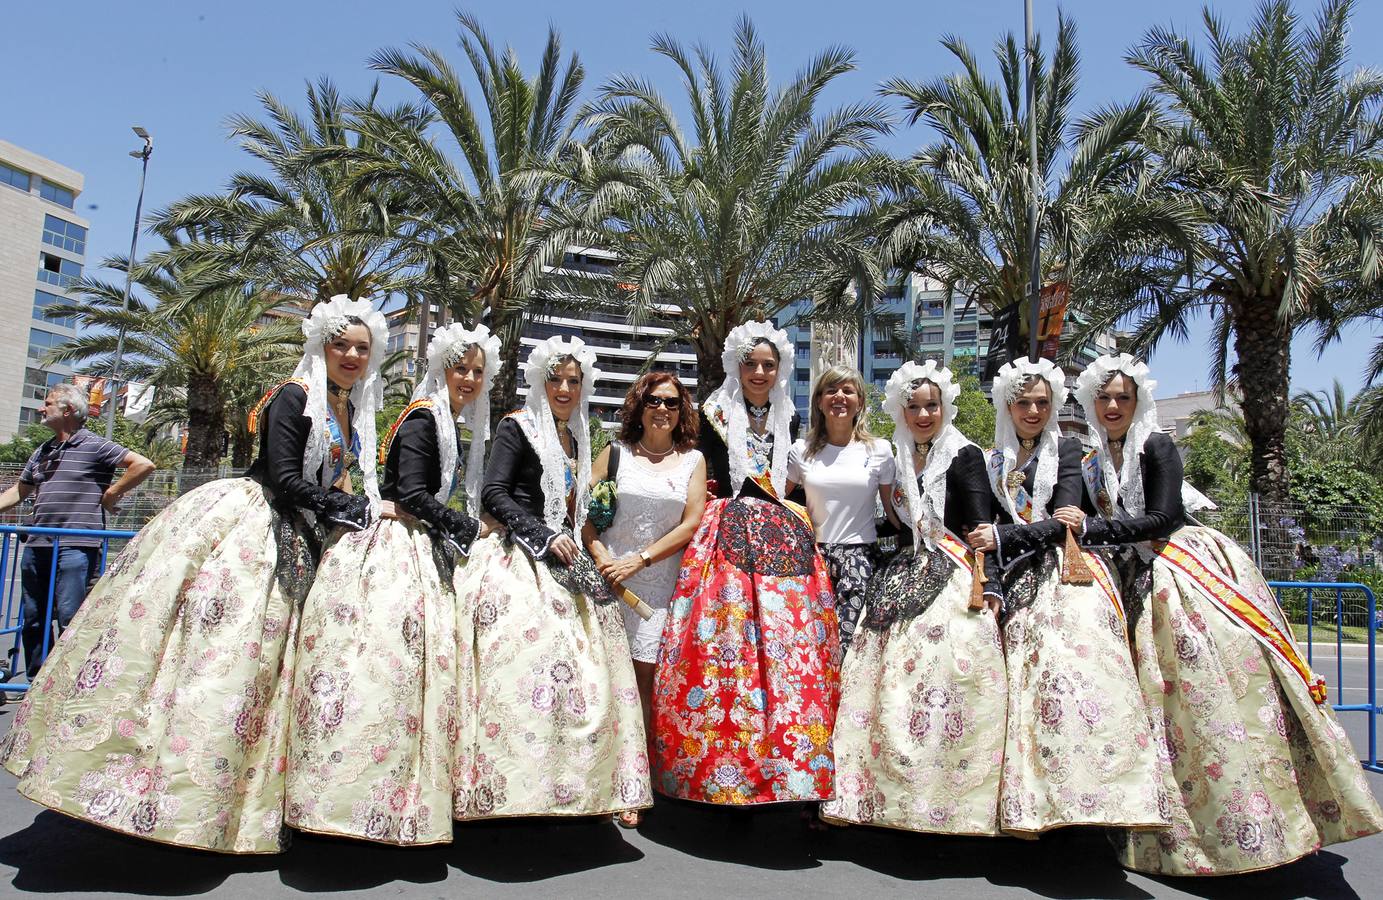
[1084,550,1124,625]
[934,527,976,576]
[988,449,1034,524]
[1158,538,1328,704]
[1081,448,1116,519]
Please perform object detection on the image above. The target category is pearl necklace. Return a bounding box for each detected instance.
[637,440,674,460]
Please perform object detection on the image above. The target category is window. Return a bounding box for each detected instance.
[39,179,75,209]
[42,215,86,255]
[33,290,78,329]
[37,252,81,288]
[955,329,977,343]
[21,367,66,402]
[18,407,41,427]
[0,162,30,192]
[919,326,943,343]
[27,327,69,362]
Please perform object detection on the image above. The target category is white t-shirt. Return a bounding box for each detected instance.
[787,437,896,545]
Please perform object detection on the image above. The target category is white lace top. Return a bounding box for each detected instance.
[600,444,702,611]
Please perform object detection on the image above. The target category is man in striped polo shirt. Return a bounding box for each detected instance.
[0,383,155,677]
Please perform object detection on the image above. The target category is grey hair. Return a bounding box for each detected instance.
[47,383,90,423]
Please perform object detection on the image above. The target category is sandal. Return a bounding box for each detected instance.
[615,809,643,829]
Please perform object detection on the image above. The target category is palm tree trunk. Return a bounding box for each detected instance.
[692,334,726,402]
[491,313,525,432]
[1232,294,1292,501]
[230,419,255,470]
[184,373,227,473]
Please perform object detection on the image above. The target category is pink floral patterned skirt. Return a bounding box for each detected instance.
[1117,526,1383,875]
[0,478,316,853]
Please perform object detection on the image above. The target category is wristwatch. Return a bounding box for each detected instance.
[639,551,652,568]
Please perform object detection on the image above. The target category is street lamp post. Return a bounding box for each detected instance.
[105,126,153,439]
[1024,0,1042,363]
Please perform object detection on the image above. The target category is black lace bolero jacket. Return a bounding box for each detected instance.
[380,406,480,555]
[245,382,369,529]
[1078,430,1186,545]
[481,416,564,559]
[990,436,1084,571]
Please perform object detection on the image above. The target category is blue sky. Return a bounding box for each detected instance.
[4,0,1380,398]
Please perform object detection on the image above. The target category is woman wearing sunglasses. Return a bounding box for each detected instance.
[583,372,706,828]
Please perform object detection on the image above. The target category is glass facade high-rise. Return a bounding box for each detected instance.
[0,140,86,439]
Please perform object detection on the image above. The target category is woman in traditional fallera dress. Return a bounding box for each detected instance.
[653,321,841,807]
[451,336,651,821]
[821,361,1006,834]
[583,371,707,828]
[1062,353,1383,876]
[0,295,385,854]
[966,358,1164,836]
[287,323,500,846]
[786,366,895,652]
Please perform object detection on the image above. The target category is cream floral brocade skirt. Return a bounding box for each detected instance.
[999,547,1165,835]
[822,546,1006,835]
[1118,525,1383,876]
[287,518,469,845]
[450,534,651,819]
[0,477,316,854]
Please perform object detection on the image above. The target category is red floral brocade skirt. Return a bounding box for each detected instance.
[651,495,841,805]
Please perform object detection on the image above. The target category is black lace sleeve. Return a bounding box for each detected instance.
[994,438,1083,569]
[394,412,480,556]
[699,417,731,499]
[481,417,557,558]
[1082,432,1185,545]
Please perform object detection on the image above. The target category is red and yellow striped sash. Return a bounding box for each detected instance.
[1082,550,1124,626]
[1158,539,1327,704]
[935,529,975,576]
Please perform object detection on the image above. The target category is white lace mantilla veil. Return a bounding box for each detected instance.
[1073,353,1215,520]
[411,322,502,508]
[704,320,795,498]
[990,357,1068,522]
[291,294,389,514]
[517,335,601,535]
[883,360,973,552]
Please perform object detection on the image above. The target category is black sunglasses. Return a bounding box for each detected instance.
[642,395,681,410]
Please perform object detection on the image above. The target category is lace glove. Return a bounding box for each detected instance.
[321,491,371,532]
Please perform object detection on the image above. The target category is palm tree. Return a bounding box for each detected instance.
[46,253,302,469]
[1089,0,1383,500]
[152,78,419,305]
[543,16,893,398]
[322,12,587,419]
[876,15,1192,355]
[1291,379,1383,468]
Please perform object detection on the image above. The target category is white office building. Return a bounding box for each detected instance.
[0,140,87,441]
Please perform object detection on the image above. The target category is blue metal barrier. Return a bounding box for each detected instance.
[1268,581,1379,775]
[0,525,138,695]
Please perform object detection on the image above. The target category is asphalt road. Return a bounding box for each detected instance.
[0,652,1376,899]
